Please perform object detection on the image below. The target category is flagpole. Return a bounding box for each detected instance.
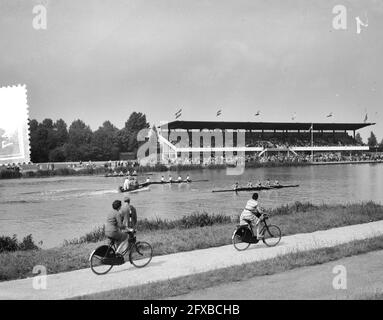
[311,123,314,162]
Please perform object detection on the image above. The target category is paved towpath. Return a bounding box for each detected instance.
[1,221,383,299]
[168,249,383,300]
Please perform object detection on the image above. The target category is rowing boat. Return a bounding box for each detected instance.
[212,184,299,193]
[118,186,150,193]
[105,173,137,178]
[141,179,208,186]
[105,173,154,178]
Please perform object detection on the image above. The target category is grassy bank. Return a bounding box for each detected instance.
[1,201,383,281]
[78,235,383,300]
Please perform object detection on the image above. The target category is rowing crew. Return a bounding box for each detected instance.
[160,174,192,183]
[124,174,192,190]
[232,179,280,190]
[107,169,138,177]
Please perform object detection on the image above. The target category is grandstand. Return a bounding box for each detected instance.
[156,121,375,164]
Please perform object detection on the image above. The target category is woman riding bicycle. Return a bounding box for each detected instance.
[239,193,265,240]
[105,200,129,246]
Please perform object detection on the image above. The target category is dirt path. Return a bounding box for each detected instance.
[168,249,383,300]
[1,221,383,299]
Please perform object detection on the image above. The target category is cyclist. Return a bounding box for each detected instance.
[105,200,128,245]
[239,193,264,240]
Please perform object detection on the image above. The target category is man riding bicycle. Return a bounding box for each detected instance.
[239,193,265,240]
[105,200,129,246]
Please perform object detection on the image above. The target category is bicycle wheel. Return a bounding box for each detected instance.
[232,228,251,251]
[129,241,153,268]
[89,246,114,275]
[262,225,282,247]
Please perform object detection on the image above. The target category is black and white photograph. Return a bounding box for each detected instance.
[0,0,383,309]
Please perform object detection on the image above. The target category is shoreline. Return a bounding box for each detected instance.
[1,160,383,180]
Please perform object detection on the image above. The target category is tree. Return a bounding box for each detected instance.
[117,112,149,154]
[49,147,66,162]
[54,119,69,146]
[29,119,41,163]
[355,133,363,145]
[28,118,56,163]
[379,138,383,148]
[68,120,92,146]
[66,120,93,160]
[91,121,120,160]
[367,131,378,147]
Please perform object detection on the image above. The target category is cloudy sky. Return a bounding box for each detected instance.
[0,0,382,140]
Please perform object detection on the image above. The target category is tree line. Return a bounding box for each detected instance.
[28,114,382,163]
[29,112,149,163]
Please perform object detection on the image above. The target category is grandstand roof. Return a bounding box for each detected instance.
[159,121,375,131]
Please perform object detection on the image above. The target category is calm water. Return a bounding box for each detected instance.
[1,163,382,248]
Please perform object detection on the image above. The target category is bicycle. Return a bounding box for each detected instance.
[89,229,153,275]
[232,213,282,251]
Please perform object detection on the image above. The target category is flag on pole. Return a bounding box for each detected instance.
[175,108,182,119]
[326,112,333,118]
[364,113,368,123]
[216,109,222,117]
[255,110,260,116]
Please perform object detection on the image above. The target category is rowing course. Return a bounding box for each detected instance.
[1,220,383,300]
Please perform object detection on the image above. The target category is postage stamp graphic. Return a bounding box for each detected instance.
[0,85,31,164]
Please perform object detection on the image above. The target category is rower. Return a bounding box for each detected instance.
[131,177,139,189]
[123,177,130,191]
[265,179,271,187]
[274,180,280,186]
[247,181,253,188]
[233,182,239,190]
[186,174,191,183]
[256,180,262,187]
[169,175,173,183]
[132,170,137,175]
[161,176,165,183]
[177,175,182,182]
[145,176,151,185]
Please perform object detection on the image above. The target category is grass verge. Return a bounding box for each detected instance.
[75,235,383,300]
[1,201,383,282]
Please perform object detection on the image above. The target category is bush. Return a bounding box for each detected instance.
[63,212,231,245]
[0,234,39,253]
[63,226,105,246]
[0,170,22,179]
[54,168,77,176]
